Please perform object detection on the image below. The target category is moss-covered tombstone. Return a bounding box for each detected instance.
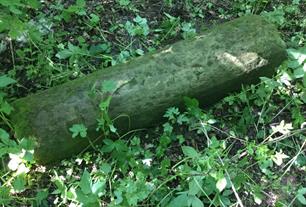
[11,16,286,164]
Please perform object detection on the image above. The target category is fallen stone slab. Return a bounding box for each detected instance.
[11,15,286,164]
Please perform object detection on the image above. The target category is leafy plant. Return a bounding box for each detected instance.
[0,0,41,39]
[69,124,88,138]
[125,15,150,37]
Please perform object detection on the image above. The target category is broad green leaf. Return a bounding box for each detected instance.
[27,0,41,9]
[135,48,144,56]
[297,188,306,205]
[184,96,199,108]
[19,138,35,151]
[91,179,105,195]
[0,75,16,88]
[12,174,27,193]
[188,179,201,196]
[293,67,305,79]
[118,0,130,6]
[100,163,111,174]
[287,48,306,64]
[182,146,199,159]
[109,124,117,133]
[0,128,10,144]
[55,49,73,59]
[101,80,117,93]
[52,172,67,193]
[7,17,25,39]
[89,14,100,24]
[35,190,49,206]
[168,193,188,207]
[79,169,92,194]
[67,187,77,200]
[76,0,86,7]
[190,196,204,207]
[101,144,114,153]
[253,192,263,205]
[0,100,14,115]
[103,138,114,145]
[76,189,99,206]
[114,190,123,204]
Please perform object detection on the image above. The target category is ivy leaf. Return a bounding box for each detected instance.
[0,75,16,88]
[79,169,92,195]
[69,124,87,138]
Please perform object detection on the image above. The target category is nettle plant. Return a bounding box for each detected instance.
[0,75,37,205]
[0,0,41,39]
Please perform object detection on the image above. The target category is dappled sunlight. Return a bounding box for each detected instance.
[216,51,268,72]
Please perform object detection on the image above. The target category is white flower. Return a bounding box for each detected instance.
[272,151,289,166]
[271,120,293,135]
[68,202,78,207]
[142,158,152,167]
[16,163,30,175]
[8,154,22,171]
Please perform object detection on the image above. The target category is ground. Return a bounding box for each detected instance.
[0,0,305,207]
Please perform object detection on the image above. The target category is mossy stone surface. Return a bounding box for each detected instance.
[11,15,286,164]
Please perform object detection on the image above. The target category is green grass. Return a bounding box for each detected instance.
[0,0,305,206]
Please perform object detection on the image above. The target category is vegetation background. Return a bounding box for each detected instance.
[0,0,305,206]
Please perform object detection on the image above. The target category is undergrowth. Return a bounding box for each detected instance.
[0,0,305,206]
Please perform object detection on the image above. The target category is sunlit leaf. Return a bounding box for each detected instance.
[216,176,227,192]
[79,169,92,194]
[0,75,16,88]
[182,146,199,158]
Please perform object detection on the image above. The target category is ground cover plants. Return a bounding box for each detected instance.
[0,0,305,206]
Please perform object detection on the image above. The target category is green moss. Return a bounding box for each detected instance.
[10,15,286,164]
